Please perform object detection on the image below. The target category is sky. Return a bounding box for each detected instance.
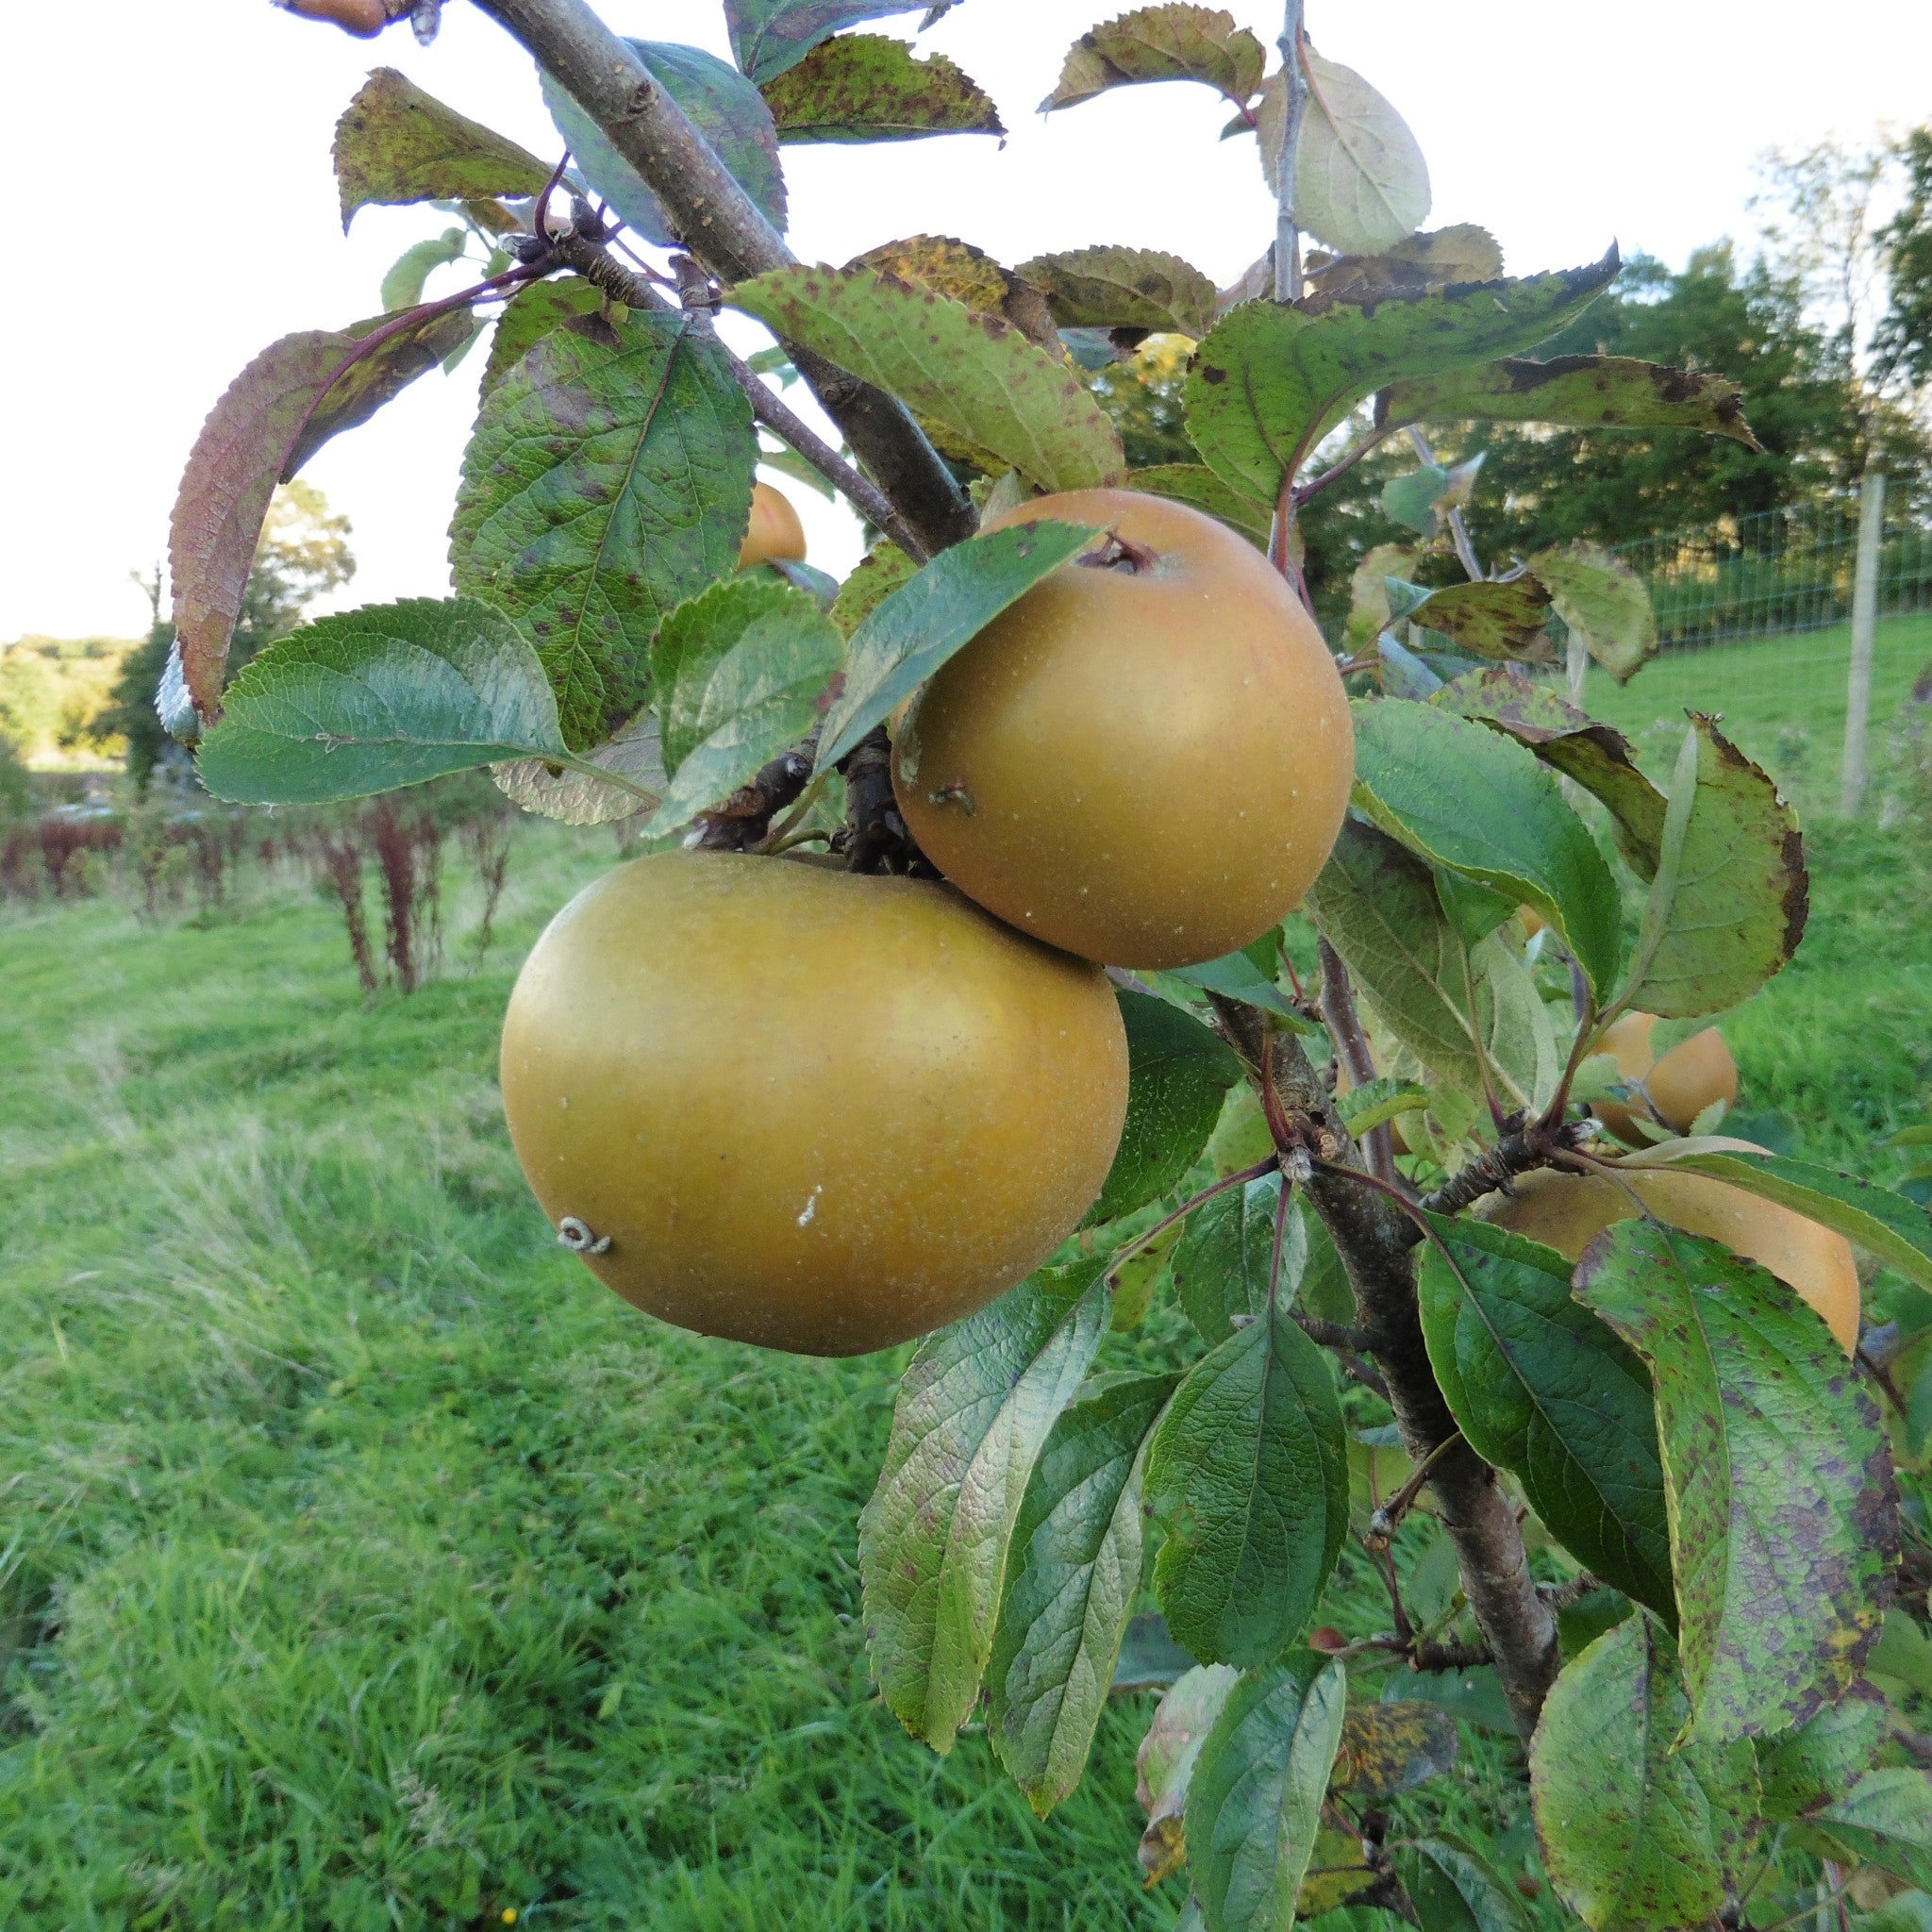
[4,0,1931,641]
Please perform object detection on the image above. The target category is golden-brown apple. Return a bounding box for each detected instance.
[500,851,1127,1356]
[1484,1166,1859,1353]
[1591,1011,1740,1144]
[891,489,1354,970]
[739,480,808,570]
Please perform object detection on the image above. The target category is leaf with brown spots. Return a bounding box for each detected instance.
[1531,1614,1759,1930]
[844,236,1058,349]
[1621,715,1807,1018]
[762,34,1004,143]
[729,264,1126,491]
[1407,576,1555,662]
[1136,1661,1240,1883]
[1041,5,1266,111]
[1574,1221,1898,1744]
[1795,1767,1932,1887]
[332,68,551,231]
[1431,666,1668,878]
[449,310,756,750]
[1527,541,1658,683]
[169,309,473,719]
[1331,1701,1458,1799]
[1306,225,1506,305]
[480,276,614,400]
[1379,354,1760,449]
[1019,245,1218,340]
[1182,250,1620,505]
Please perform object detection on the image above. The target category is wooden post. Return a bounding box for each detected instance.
[1840,470,1887,818]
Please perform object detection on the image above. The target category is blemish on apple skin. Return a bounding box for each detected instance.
[797,1185,823,1227]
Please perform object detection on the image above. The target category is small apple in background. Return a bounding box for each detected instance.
[1485,1166,1858,1354]
[739,480,808,571]
[1591,1011,1739,1144]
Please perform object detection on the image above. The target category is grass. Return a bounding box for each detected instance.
[0,836,1182,1929]
[2,692,1929,1924]
[1581,606,1932,818]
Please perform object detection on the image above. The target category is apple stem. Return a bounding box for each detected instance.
[1073,529,1158,574]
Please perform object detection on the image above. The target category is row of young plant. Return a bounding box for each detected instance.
[166,3,1932,1926]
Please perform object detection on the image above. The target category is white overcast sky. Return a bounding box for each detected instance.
[4,1,1930,641]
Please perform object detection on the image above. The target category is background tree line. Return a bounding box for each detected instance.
[1092,127,1932,625]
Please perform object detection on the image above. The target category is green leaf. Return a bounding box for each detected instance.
[1125,464,1271,543]
[450,309,756,750]
[1530,1615,1757,1932]
[379,228,468,312]
[644,576,841,830]
[1388,1664,1515,1734]
[1378,354,1759,447]
[1574,1221,1898,1742]
[1334,1077,1429,1139]
[1350,699,1623,995]
[730,265,1127,491]
[1757,1683,1886,1822]
[1382,463,1450,534]
[726,0,935,83]
[1091,994,1241,1225]
[1430,667,1667,878]
[492,708,663,824]
[1018,245,1219,339]
[1620,715,1807,1019]
[170,312,473,715]
[989,1372,1178,1814]
[1625,1147,1932,1294]
[762,34,1005,142]
[332,68,551,231]
[1332,1702,1457,1800]
[1527,542,1658,683]
[1115,1613,1199,1692]
[1185,1653,1347,1932]
[858,1261,1109,1751]
[480,276,612,399]
[1407,577,1555,662]
[1417,1216,1673,1620]
[1305,818,1549,1110]
[1145,1305,1348,1667]
[1173,1173,1294,1345]
[1041,6,1267,112]
[1163,950,1311,1024]
[1395,1834,1535,1932]
[1183,250,1619,504]
[1137,1660,1241,1884]
[828,538,920,636]
[196,598,574,805]
[542,41,786,246]
[815,518,1096,769]
[1264,44,1430,258]
[1799,1769,1932,1888]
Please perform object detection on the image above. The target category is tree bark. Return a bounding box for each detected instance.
[1211,1000,1561,1738]
[467,0,976,557]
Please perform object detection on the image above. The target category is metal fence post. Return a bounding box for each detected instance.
[1840,470,1887,818]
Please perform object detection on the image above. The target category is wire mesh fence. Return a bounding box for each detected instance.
[1613,497,1932,650]
[1579,485,1932,824]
